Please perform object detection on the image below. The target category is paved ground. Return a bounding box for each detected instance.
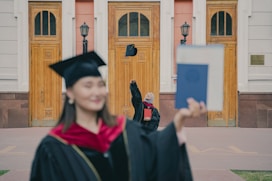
[0,127,272,181]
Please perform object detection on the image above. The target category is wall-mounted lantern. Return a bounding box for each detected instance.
[180,22,190,45]
[80,22,89,54]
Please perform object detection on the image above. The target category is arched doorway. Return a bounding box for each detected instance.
[29,2,62,126]
[206,1,238,126]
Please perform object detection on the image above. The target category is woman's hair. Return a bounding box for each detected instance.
[57,95,117,132]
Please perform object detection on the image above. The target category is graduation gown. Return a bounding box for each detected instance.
[30,117,193,181]
[130,82,160,133]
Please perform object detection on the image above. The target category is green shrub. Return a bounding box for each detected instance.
[0,170,9,176]
[232,170,272,181]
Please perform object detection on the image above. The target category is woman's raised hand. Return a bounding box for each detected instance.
[173,98,207,132]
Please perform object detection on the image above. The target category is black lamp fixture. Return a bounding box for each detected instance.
[80,22,89,54]
[180,21,190,45]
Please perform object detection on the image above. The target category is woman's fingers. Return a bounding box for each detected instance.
[199,101,207,114]
[174,98,207,132]
[187,98,207,117]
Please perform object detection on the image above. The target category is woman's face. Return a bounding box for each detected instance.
[67,76,107,112]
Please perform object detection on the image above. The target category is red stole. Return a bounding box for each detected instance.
[143,101,155,109]
[49,115,126,153]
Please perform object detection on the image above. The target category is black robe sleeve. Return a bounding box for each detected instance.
[156,123,193,181]
[126,121,193,181]
[130,82,144,122]
[130,81,142,104]
[30,141,67,181]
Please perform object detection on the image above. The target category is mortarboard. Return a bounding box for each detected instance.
[125,44,137,56]
[49,51,106,88]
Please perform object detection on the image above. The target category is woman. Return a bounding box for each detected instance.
[30,51,206,181]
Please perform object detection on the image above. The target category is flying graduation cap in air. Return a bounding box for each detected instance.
[125,44,137,56]
[49,51,106,88]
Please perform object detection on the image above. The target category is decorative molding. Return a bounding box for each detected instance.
[248,74,272,80]
[247,84,272,93]
[0,74,17,80]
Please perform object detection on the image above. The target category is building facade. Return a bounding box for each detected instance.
[0,0,271,128]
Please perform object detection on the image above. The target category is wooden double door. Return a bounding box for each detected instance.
[29,2,62,126]
[108,2,160,118]
[206,1,237,126]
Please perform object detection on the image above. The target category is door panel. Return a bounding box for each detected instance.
[30,44,62,126]
[207,1,237,126]
[108,2,160,118]
[29,2,62,126]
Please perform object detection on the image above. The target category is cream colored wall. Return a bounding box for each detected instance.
[247,0,272,92]
[0,0,19,91]
[237,0,272,92]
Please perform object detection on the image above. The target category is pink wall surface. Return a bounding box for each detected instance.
[75,0,94,55]
[174,0,193,75]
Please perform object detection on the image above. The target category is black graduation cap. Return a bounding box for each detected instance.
[49,51,106,88]
[125,44,137,56]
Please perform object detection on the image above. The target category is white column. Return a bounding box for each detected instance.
[192,0,206,45]
[61,0,76,91]
[237,0,252,92]
[94,0,108,62]
[62,0,75,59]
[94,0,108,81]
[14,0,28,91]
[160,0,175,92]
